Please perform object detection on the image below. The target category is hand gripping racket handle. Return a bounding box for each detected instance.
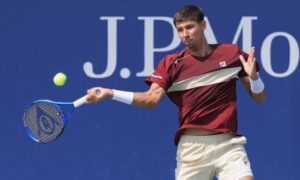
[73,89,101,108]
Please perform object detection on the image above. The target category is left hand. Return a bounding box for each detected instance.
[239,47,258,80]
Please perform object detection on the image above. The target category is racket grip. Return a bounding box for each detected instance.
[73,95,88,108]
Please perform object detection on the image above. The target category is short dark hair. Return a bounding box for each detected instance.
[173,5,204,26]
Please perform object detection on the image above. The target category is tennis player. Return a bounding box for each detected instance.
[86,5,266,180]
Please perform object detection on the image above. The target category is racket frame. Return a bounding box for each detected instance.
[23,93,96,143]
[23,99,75,143]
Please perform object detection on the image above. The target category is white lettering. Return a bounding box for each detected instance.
[232,16,258,51]
[136,17,181,77]
[82,16,299,79]
[204,17,218,44]
[83,16,125,78]
[261,32,299,78]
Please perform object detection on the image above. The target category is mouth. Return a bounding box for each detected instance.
[183,39,193,46]
[183,37,192,42]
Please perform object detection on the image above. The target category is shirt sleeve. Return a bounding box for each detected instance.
[145,56,172,91]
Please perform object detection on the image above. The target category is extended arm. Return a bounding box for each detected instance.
[86,83,166,109]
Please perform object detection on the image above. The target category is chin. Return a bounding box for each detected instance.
[186,44,195,49]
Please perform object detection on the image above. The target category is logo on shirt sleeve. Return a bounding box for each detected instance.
[151,74,163,79]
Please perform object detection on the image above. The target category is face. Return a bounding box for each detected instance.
[175,19,206,49]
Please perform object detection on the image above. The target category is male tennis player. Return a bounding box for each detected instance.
[86,5,266,180]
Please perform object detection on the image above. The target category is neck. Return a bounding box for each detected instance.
[188,43,212,58]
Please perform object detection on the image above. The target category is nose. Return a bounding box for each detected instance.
[182,29,188,37]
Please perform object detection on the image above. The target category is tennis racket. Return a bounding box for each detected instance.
[23,89,101,143]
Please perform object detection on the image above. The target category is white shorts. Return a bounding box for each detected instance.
[175,133,253,180]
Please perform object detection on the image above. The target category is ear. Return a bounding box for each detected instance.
[200,20,206,31]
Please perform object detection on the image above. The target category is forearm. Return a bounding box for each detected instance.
[109,90,159,108]
[251,90,266,103]
[107,89,163,108]
[132,91,161,109]
[249,74,266,103]
[241,74,266,103]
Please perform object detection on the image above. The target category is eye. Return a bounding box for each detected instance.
[186,24,194,30]
[177,28,183,33]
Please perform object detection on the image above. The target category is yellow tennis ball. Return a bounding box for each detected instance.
[53,72,67,86]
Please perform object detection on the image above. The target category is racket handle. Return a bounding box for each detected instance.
[73,95,88,108]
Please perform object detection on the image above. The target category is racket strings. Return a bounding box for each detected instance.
[23,102,65,143]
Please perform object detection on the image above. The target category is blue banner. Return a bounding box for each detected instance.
[0,0,299,179]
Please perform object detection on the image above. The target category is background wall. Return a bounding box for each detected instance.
[0,0,299,179]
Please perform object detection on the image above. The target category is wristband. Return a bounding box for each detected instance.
[112,89,134,104]
[249,74,265,94]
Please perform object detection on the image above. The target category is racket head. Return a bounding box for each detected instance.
[23,100,72,143]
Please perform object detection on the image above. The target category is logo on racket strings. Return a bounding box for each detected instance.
[36,107,62,136]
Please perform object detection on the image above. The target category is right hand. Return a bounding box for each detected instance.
[86,87,113,104]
